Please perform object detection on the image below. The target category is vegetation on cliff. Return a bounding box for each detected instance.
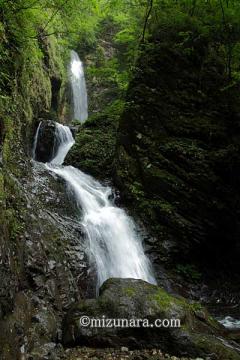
[67,0,240,280]
[1,0,240,359]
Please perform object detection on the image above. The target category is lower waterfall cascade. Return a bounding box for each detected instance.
[34,122,156,291]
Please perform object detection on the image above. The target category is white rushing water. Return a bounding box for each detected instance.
[32,49,155,291]
[42,122,156,290]
[218,316,240,329]
[32,121,42,160]
[51,123,75,165]
[69,50,88,123]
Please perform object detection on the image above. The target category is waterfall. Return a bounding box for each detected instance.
[70,50,88,123]
[40,123,156,291]
[32,121,42,159]
[32,49,155,292]
[51,124,75,165]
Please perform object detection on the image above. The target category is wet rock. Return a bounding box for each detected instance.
[63,278,240,359]
[28,342,62,360]
[69,125,80,137]
[0,148,92,359]
[34,120,56,162]
[63,346,198,360]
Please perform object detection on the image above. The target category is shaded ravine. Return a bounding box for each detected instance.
[32,51,240,333]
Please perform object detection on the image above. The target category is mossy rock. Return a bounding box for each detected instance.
[65,100,123,179]
[63,278,240,359]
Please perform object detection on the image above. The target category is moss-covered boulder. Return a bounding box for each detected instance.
[63,278,240,359]
[65,100,123,179]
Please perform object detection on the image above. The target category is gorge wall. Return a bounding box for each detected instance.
[67,21,240,293]
[0,27,88,359]
[115,29,240,278]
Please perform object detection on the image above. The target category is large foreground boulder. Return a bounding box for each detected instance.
[63,278,240,359]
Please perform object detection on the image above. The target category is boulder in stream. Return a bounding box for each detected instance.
[63,278,240,360]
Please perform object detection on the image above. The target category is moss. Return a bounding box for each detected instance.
[5,209,23,240]
[2,117,22,176]
[128,181,145,200]
[192,334,240,360]
[148,282,221,336]
[66,100,124,179]
[123,287,136,297]
[188,302,203,312]
[0,172,5,204]
[152,287,185,311]
[176,264,202,283]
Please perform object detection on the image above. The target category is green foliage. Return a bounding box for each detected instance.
[129,181,145,201]
[4,0,240,120]
[176,264,202,283]
[148,0,240,81]
[2,0,240,92]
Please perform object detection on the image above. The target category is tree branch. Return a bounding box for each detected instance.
[42,0,72,32]
[219,0,233,79]
[142,0,153,43]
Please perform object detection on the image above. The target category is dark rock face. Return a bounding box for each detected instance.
[0,158,92,359]
[115,31,240,273]
[34,120,56,162]
[51,76,62,112]
[63,278,240,359]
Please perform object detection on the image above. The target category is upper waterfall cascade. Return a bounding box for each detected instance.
[70,50,88,123]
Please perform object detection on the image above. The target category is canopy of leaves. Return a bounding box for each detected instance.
[1,0,240,98]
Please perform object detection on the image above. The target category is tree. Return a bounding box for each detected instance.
[142,0,153,42]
